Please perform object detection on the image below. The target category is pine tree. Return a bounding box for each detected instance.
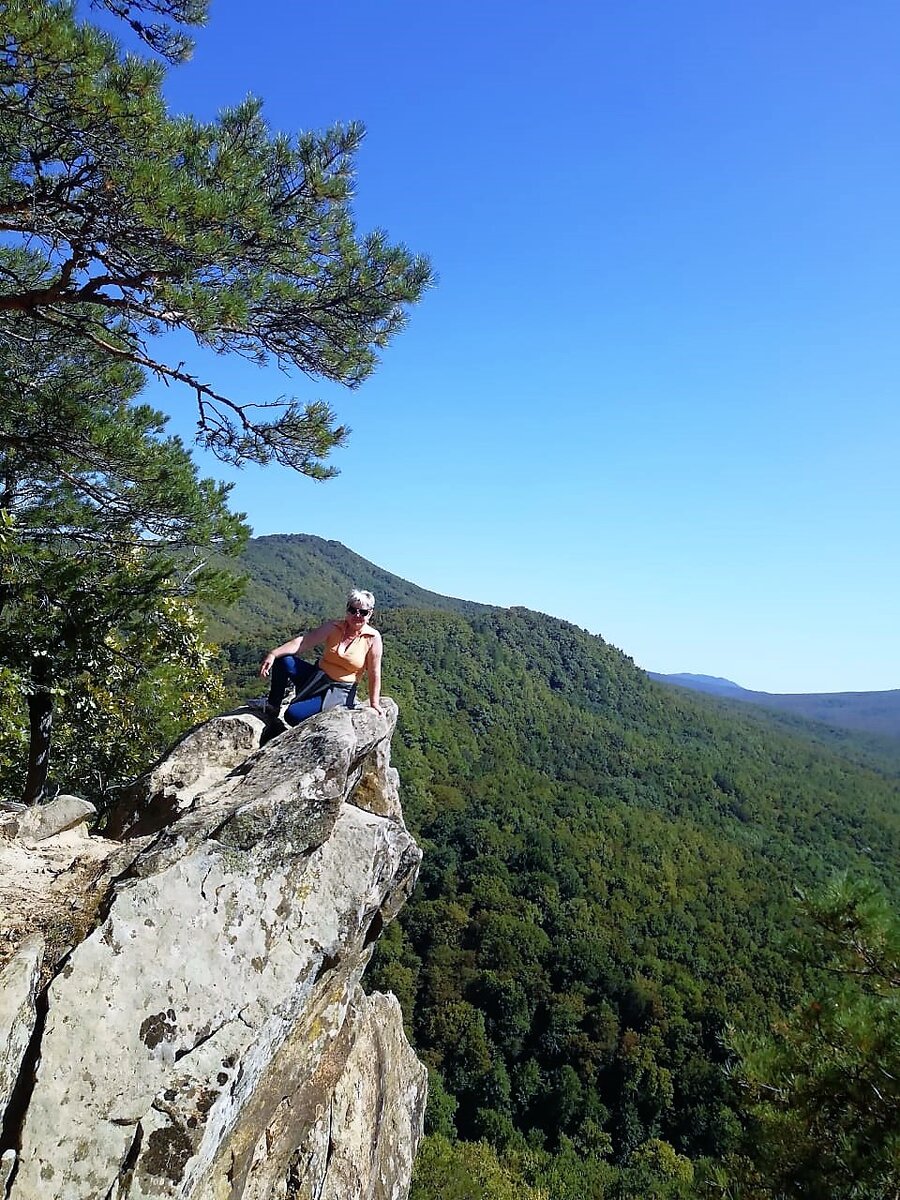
[732,877,900,1199]
[0,319,247,803]
[0,0,432,476]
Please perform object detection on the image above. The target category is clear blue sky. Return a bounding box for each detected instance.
[136,0,899,693]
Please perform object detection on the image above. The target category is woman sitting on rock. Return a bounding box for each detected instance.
[257,589,383,724]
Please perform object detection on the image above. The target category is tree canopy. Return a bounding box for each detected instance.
[1,0,432,476]
[90,0,210,63]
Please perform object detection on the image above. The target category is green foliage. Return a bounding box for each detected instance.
[0,0,431,475]
[1,320,246,558]
[0,594,225,799]
[423,1068,459,1140]
[0,665,28,774]
[204,532,491,647]
[410,1135,547,1200]
[92,0,209,64]
[410,1132,708,1200]
[662,685,900,777]
[731,877,900,1199]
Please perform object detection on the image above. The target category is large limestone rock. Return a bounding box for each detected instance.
[102,710,270,840]
[0,813,142,986]
[0,699,426,1200]
[291,991,427,1200]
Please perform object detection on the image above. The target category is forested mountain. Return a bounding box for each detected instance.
[210,534,900,1198]
[207,533,491,644]
[651,672,900,741]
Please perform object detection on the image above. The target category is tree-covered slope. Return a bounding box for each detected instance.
[653,680,900,779]
[206,532,492,644]
[210,537,900,1191]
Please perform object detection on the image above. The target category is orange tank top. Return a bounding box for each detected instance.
[319,622,372,683]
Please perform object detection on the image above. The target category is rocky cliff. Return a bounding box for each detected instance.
[0,700,426,1200]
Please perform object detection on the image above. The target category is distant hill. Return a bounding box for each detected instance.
[651,673,745,694]
[651,671,900,740]
[208,533,900,1182]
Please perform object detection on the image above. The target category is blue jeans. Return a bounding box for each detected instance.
[268,655,355,726]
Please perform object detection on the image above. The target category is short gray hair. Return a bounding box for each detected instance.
[347,588,375,613]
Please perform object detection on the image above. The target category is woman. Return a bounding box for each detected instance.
[257,589,383,725]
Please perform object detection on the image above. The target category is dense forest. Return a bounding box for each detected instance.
[211,535,900,1199]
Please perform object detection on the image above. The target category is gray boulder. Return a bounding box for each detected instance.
[16,795,95,842]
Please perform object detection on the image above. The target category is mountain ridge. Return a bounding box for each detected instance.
[651,671,900,740]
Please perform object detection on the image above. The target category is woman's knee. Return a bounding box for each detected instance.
[284,696,324,726]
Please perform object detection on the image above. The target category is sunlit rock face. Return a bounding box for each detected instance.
[0,700,425,1200]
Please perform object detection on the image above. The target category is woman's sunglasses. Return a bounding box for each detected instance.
[347,606,370,617]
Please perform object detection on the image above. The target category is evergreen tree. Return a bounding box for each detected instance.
[0,320,246,802]
[0,0,431,476]
[0,589,228,802]
[732,877,900,1199]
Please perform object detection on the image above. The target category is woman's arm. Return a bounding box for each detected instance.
[258,621,337,678]
[365,632,384,710]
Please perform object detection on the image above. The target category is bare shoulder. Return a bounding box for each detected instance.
[308,618,340,640]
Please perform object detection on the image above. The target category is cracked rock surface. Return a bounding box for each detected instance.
[0,699,425,1200]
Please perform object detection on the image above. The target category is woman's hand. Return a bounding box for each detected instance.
[259,653,276,678]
